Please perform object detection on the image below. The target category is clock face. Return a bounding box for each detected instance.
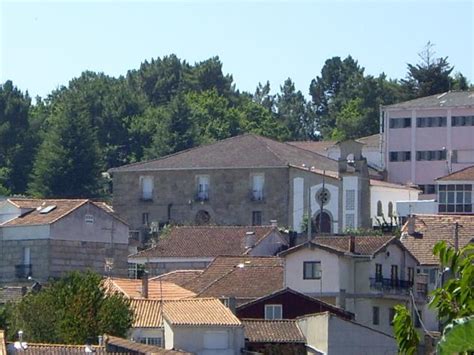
[316,188,330,205]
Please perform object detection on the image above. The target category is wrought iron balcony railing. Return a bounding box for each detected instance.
[370,277,413,293]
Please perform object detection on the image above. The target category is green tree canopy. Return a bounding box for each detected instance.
[5,271,133,344]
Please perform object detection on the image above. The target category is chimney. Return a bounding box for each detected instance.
[407,215,416,235]
[270,219,278,227]
[245,231,256,249]
[227,296,237,314]
[141,271,149,299]
[349,235,355,253]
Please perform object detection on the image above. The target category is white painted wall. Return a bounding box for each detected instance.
[396,200,438,217]
[292,177,304,232]
[1,225,51,240]
[342,176,359,230]
[310,183,339,233]
[0,201,21,224]
[284,247,340,294]
[370,185,420,226]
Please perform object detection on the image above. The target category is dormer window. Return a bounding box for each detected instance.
[140,176,154,201]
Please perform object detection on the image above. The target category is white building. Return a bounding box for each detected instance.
[279,235,425,336]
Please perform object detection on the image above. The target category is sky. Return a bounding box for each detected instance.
[1,0,473,100]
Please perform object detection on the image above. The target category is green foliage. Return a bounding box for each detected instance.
[393,305,420,355]
[437,316,474,354]
[6,271,133,344]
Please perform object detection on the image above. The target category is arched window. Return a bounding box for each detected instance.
[377,201,383,217]
[388,202,393,217]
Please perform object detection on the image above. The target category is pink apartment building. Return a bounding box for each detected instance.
[381,91,474,198]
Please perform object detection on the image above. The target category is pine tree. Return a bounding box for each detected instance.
[28,99,102,198]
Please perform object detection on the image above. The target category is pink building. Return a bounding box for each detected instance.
[381,91,474,198]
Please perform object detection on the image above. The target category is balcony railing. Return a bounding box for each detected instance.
[195,191,209,202]
[370,277,413,293]
[15,264,32,279]
[250,190,264,202]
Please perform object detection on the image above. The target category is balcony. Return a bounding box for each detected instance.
[15,264,32,279]
[195,191,209,202]
[369,277,413,294]
[250,190,264,202]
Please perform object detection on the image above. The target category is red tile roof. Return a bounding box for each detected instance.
[104,334,191,354]
[183,256,284,304]
[130,226,281,259]
[150,270,204,287]
[242,319,306,343]
[163,297,242,326]
[129,299,163,328]
[400,214,474,265]
[103,277,196,300]
[436,165,474,181]
[2,199,126,226]
[109,134,339,173]
[6,343,106,354]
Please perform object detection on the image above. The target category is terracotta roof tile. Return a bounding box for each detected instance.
[401,215,474,265]
[310,236,396,256]
[163,298,242,326]
[242,319,306,343]
[150,270,204,287]
[2,198,126,227]
[103,278,196,300]
[129,299,163,328]
[104,334,191,354]
[437,165,474,181]
[183,256,284,303]
[130,225,281,259]
[109,134,338,173]
[6,343,106,354]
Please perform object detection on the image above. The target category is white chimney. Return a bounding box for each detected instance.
[245,231,256,249]
[270,219,278,227]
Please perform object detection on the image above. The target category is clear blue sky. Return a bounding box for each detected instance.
[1,0,473,99]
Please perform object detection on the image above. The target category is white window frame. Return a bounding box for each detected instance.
[264,304,283,320]
[196,175,210,200]
[140,176,154,200]
[251,173,265,200]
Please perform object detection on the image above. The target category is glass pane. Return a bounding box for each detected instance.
[457,192,464,204]
[465,185,472,191]
[455,185,464,191]
[455,204,463,212]
[439,192,446,203]
[448,192,455,203]
[439,185,446,191]
[439,204,446,212]
[465,192,471,204]
[275,306,282,319]
[447,204,455,212]
[447,185,455,191]
[465,205,472,213]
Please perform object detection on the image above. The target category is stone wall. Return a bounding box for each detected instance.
[112,167,290,232]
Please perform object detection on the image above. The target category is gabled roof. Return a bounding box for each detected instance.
[130,225,282,259]
[104,334,191,354]
[242,319,306,343]
[369,179,421,191]
[400,214,474,266]
[103,277,196,300]
[436,165,474,181]
[150,270,204,287]
[163,297,242,327]
[129,299,164,328]
[383,91,474,109]
[279,235,404,258]
[236,287,353,320]
[1,198,127,227]
[182,256,284,303]
[109,134,339,172]
[287,133,380,152]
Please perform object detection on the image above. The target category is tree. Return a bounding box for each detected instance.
[6,271,133,344]
[253,81,276,113]
[276,78,317,140]
[393,241,474,354]
[28,98,102,198]
[401,41,454,98]
[331,98,368,141]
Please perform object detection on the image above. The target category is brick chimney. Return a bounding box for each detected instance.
[141,271,149,299]
[349,235,355,253]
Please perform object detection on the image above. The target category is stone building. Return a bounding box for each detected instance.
[110,134,418,240]
[0,198,129,283]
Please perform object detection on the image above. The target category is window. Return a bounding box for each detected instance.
[251,174,264,201]
[345,190,355,210]
[388,202,393,217]
[317,188,331,205]
[265,304,283,320]
[407,267,414,284]
[388,308,396,325]
[140,176,153,200]
[416,116,447,127]
[390,117,411,129]
[391,265,399,283]
[452,115,474,127]
[389,151,411,162]
[377,201,383,217]
[375,263,383,281]
[252,211,262,226]
[372,306,380,325]
[438,184,472,213]
[138,337,162,346]
[84,214,94,224]
[142,212,149,226]
[196,175,210,201]
[303,261,322,279]
[416,150,447,161]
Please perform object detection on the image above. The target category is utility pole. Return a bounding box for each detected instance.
[319,170,326,234]
[307,184,312,242]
